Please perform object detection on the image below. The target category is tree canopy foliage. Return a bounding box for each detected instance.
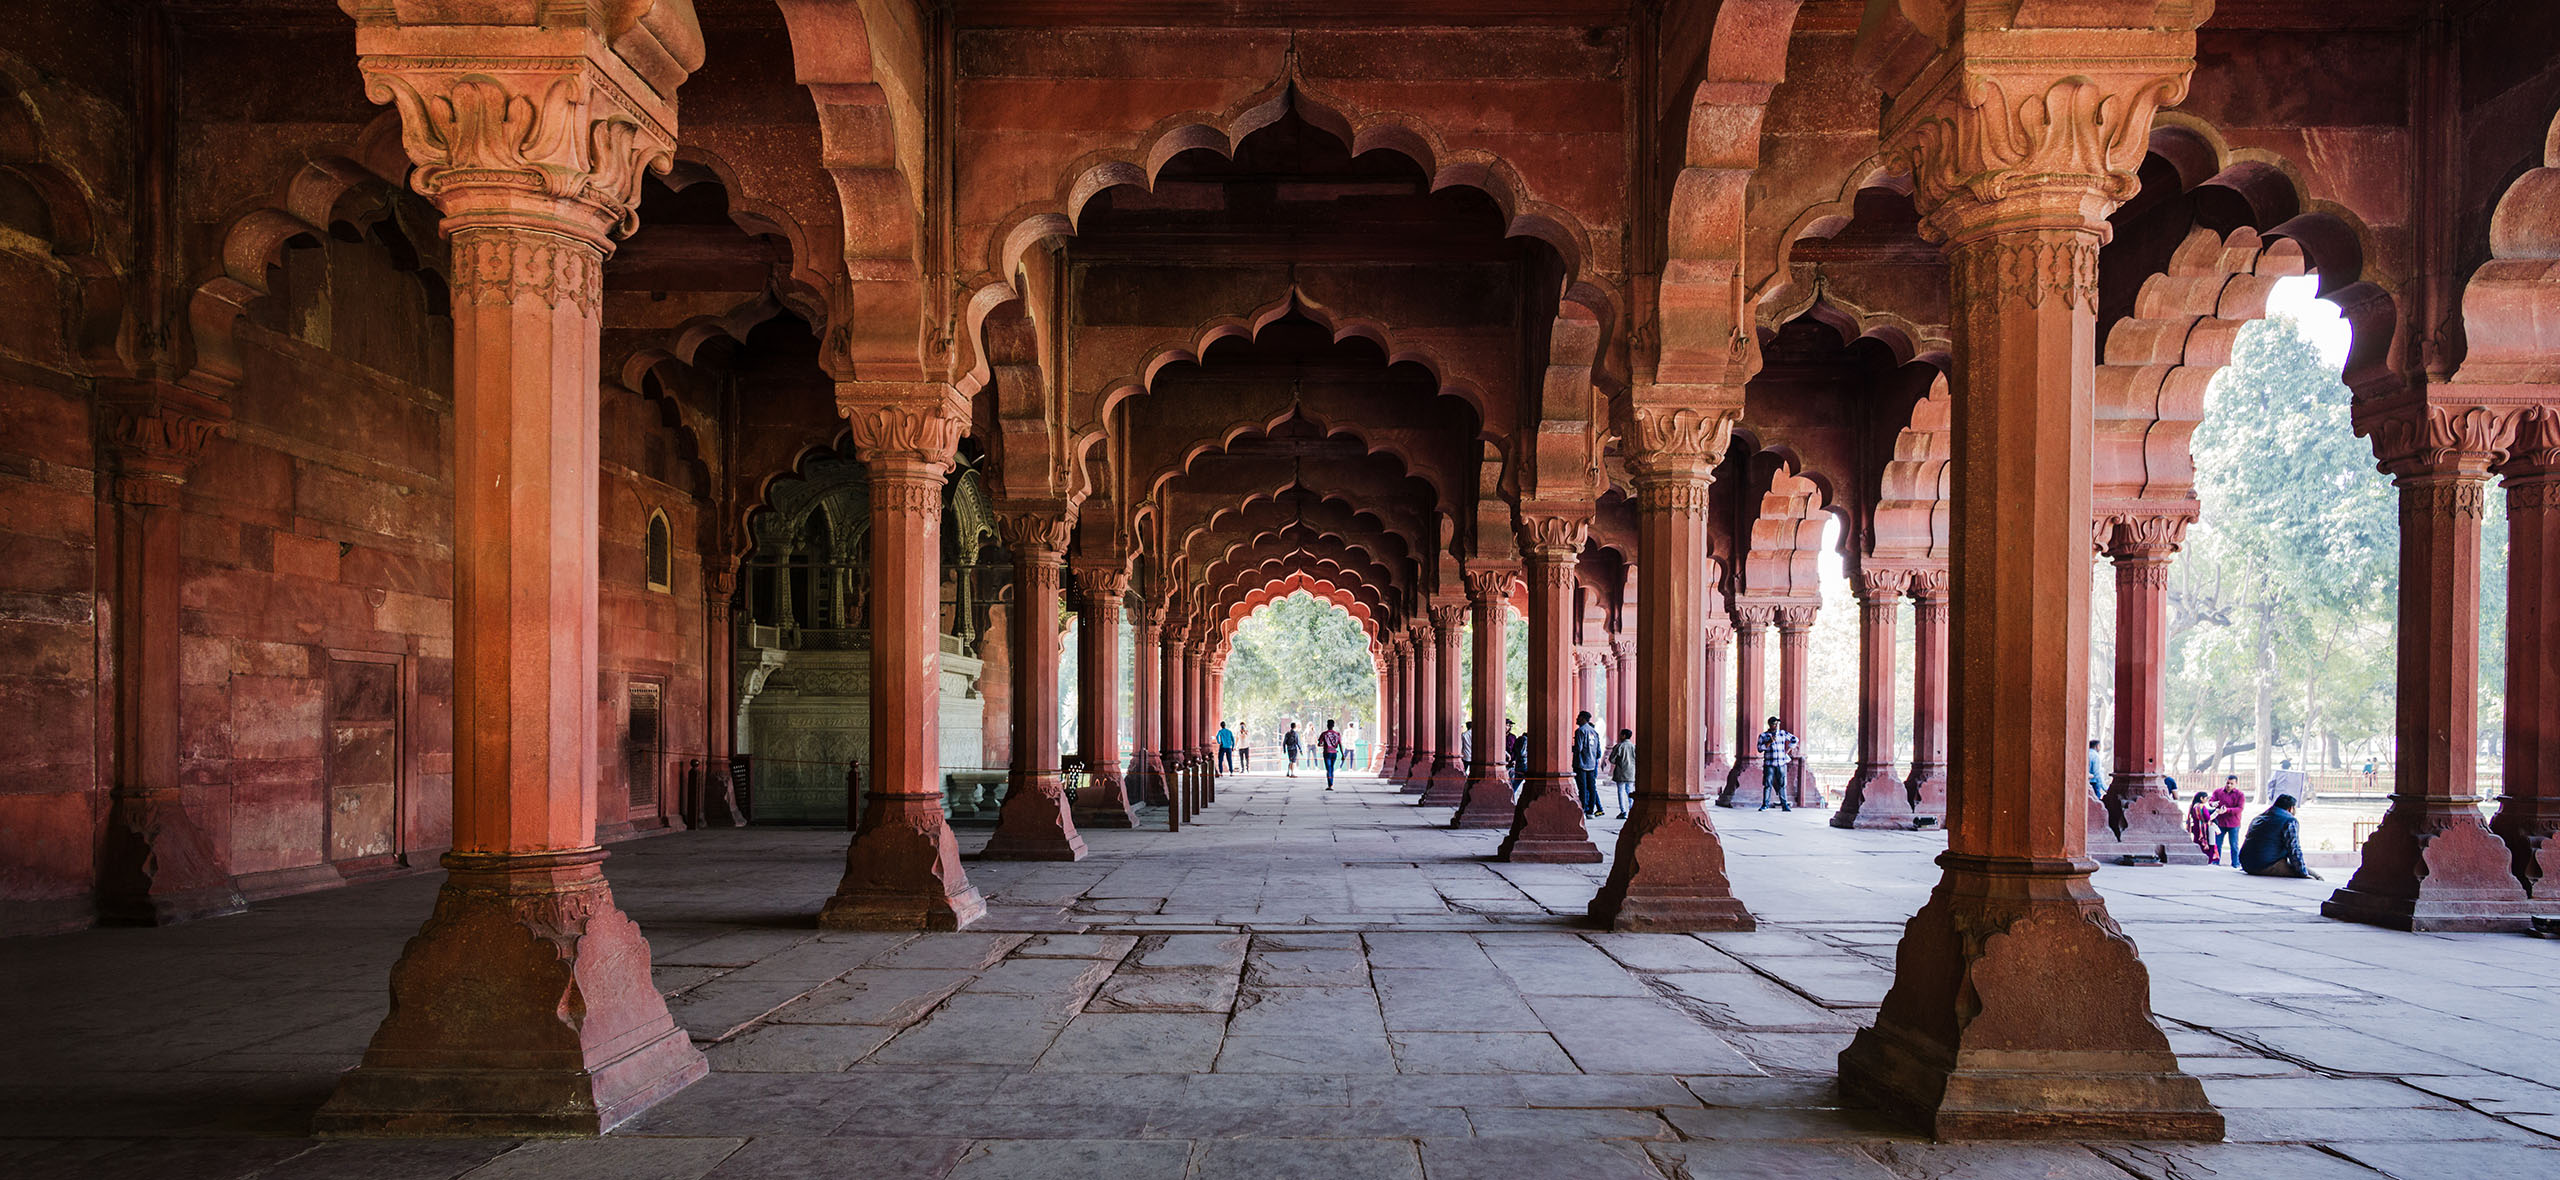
[1221,591,1378,749]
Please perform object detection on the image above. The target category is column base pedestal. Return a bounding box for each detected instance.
[700,766,747,828]
[1589,803,1755,931]
[1399,753,1432,793]
[2323,805,2533,932]
[1450,770,1515,829]
[1907,766,1947,824]
[1073,768,1140,830]
[979,772,1088,861]
[1128,754,1166,806]
[314,850,706,1136]
[1839,856,2220,1141]
[2090,786,2205,864]
[97,790,247,926]
[1833,765,1919,830]
[821,791,986,930]
[1419,759,1468,807]
[1717,757,1762,808]
[1497,774,1600,863]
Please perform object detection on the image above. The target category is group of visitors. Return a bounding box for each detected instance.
[2186,774,2321,878]
[1261,719,1345,787]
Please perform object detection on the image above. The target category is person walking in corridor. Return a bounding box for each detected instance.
[2211,774,2246,867]
[1608,728,1637,819]
[1572,711,1604,817]
[1216,721,1236,772]
[1757,716,1796,811]
[1282,723,1302,777]
[1318,720,1343,789]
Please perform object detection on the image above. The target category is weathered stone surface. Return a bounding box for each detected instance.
[770,969,975,1026]
[1036,1013,1227,1073]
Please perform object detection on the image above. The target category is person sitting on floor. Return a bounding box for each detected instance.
[2237,793,2321,879]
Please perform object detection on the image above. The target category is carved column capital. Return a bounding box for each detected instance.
[995,506,1073,564]
[704,566,738,598]
[1463,567,1516,606]
[1857,566,1912,605]
[1624,406,1738,483]
[1904,566,1950,604]
[347,11,696,242]
[1732,603,1777,631]
[1516,505,1593,562]
[98,380,226,506]
[1075,567,1131,605]
[841,391,968,477]
[1882,27,2201,250]
[1430,602,1468,635]
[2365,403,2525,477]
[1775,603,1819,634]
[2100,511,2191,562]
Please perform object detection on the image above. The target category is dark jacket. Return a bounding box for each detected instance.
[2238,807,2309,876]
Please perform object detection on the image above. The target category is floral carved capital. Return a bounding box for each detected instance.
[1515,507,1593,560]
[359,64,679,240]
[1462,568,1515,605]
[843,396,968,474]
[1889,61,2195,245]
[98,381,227,505]
[1858,566,1912,603]
[1624,407,1737,482]
[996,507,1073,561]
[1732,604,1777,631]
[2370,404,2521,475]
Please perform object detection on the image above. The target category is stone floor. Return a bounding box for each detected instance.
[5,772,2558,1179]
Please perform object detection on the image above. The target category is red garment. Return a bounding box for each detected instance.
[2187,800,2220,864]
[2211,785,2245,830]
[1317,729,1342,753]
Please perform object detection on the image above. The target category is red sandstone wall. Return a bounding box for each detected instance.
[596,382,712,836]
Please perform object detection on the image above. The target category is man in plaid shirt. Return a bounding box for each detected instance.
[1756,716,1797,811]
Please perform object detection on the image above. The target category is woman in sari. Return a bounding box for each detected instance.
[2186,791,2220,864]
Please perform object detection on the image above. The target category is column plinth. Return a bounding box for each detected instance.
[1592,429,1754,929]
[1838,35,2219,1134]
[982,514,1086,861]
[315,850,706,1135]
[1720,606,1772,806]
[2326,461,2534,930]
[1500,512,1600,863]
[1073,570,1139,829]
[821,441,984,930]
[1837,571,1913,829]
[1454,570,1518,827]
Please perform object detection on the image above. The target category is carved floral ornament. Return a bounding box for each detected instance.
[1516,511,1592,558]
[361,66,676,237]
[843,397,968,471]
[1858,566,1913,601]
[1625,407,1738,478]
[1463,568,1515,603]
[2369,403,2525,473]
[996,509,1074,560]
[1733,604,1777,630]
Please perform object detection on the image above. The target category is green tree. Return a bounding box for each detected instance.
[1222,591,1379,750]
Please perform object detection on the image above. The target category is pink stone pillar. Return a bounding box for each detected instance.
[1072,569,1138,829]
[1423,602,1471,805]
[699,567,744,826]
[1837,35,2219,1135]
[982,512,1085,861]
[1904,571,1949,819]
[1719,605,1772,806]
[2494,442,2560,893]
[1700,620,1733,789]
[1591,419,1755,928]
[1500,511,1600,862]
[1453,569,1517,826]
[95,387,244,925]
[820,403,986,930]
[1610,637,1637,747]
[2094,518,2198,860]
[1402,618,1438,791]
[1162,611,1191,778]
[2324,445,2534,931]
[319,17,710,1133]
[1836,569,1915,829]
[1775,604,1820,807]
[1382,638,1407,777]
[1128,599,1165,804]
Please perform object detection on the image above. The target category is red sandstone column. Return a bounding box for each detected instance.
[95,388,245,925]
[1402,617,1438,791]
[1127,598,1165,804]
[1610,636,1636,748]
[819,400,986,929]
[1719,605,1772,806]
[1592,413,1755,928]
[319,16,710,1133]
[1837,25,2219,1137]
[1453,570,1517,826]
[1903,571,1949,820]
[2095,517,2197,860]
[2494,433,2560,893]
[2324,421,2535,930]
[1700,619,1733,789]
[1836,569,1914,829]
[1193,638,1215,803]
[1774,603,1820,807]
[1423,602,1471,805]
[699,567,743,826]
[1162,609,1190,782]
[1381,638,1406,779]
[1071,569,1138,828]
[983,512,1085,860]
[1500,511,1600,862]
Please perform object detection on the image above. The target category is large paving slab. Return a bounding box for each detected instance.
[3,771,2555,1179]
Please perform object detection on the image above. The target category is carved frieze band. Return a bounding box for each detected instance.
[449,230,603,313]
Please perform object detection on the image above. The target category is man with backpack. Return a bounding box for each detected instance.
[1317,720,1344,789]
[1282,723,1302,777]
[1608,728,1637,819]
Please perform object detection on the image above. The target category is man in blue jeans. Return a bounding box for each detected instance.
[1757,716,1795,811]
[1571,711,1604,817]
[1216,721,1236,772]
[1318,720,1344,789]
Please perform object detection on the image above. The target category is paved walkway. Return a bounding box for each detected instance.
[5,773,2556,1179]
